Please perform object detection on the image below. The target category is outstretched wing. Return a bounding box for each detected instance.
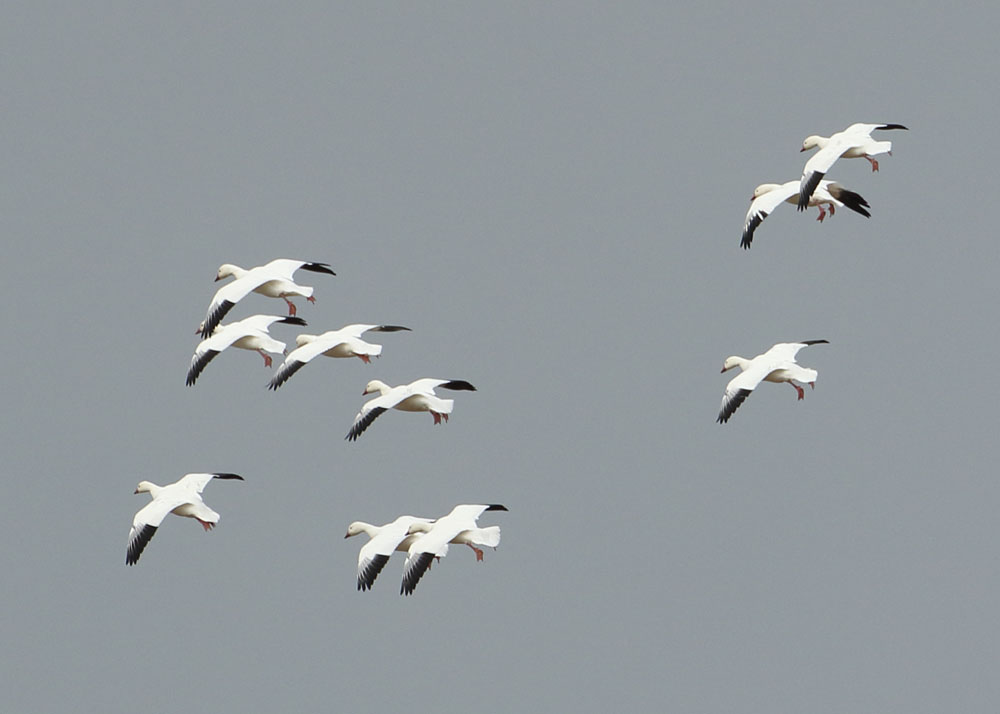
[267,337,337,390]
[177,472,244,495]
[262,258,336,280]
[201,277,271,339]
[798,139,852,210]
[741,182,798,249]
[356,520,413,591]
[126,496,186,566]
[760,339,829,364]
[408,378,477,395]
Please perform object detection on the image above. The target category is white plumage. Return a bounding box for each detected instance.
[267,324,411,390]
[345,378,477,441]
[741,180,870,249]
[401,504,508,595]
[798,122,908,209]
[187,314,306,386]
[126,473,244,565]
[200,258,336,338]
[717,340,828,423]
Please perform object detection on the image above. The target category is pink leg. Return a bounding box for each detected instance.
[357,354,371,364]
[827,203,836,216]
[306,295,316,304]
[282,296,297,316]
[432,411,442,425]
[442,413,449,423]
[258,349,273,368]
[816,205,826,222]
[865,155,879,172]
[197,519,215,532]
[810,381,815,390]
[466,543,484,561]
[788,381,805,401]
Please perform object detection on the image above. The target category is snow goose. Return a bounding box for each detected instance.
[126,472,244,565]
[200,259,336,338]
[401,504,507,596]
[741,180,870,249]
[717,340,828,423]
[267,324,411,391]
[798,123,908,209]
[187,315,306,386]
[345,378,477,442]
[344,515,434,591]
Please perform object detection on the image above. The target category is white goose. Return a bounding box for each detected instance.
[187,314,306,386]
[200,258,336,338]
[717,340,828,423]
[741,180,870,249]
[401,504,508,596]
[345,378,477,441]
[344,515,434,591]
[267,324,411,391]
[798,123,908,209]
[126,473,244,565]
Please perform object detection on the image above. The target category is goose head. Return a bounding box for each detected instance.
[362,379,392,396]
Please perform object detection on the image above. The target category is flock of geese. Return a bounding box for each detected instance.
[723,121,907,421]
[128,257,503,595]
[127,121,907,594]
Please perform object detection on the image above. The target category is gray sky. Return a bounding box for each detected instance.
[3,2,999,712]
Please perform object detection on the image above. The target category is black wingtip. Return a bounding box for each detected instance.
[358,553,390,592]
[279,316,308,326]
[798,339,830,346]
[879,123,908,131]
[797,172,825,211]
[267,360,305,391]
[834,189,871,218]
[185,349,219,387]
[201,301,236,341]
[485,504,508,512]
[212,473,245,481]
[374,325,412,332]
[741,211,765,250]
[345,407,387,442]
[717,388,752,424]
[301,262,336,276]
[126,524,158,566]
[441,380,476,392]
[400,552,436,596]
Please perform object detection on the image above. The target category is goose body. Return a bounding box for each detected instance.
[344,515,433,591]
[798,123,908,209]
[717,340,828,423]
[741,180,870,249]
[126,472,244,565]
[267,324,410,390]
[187,315,306,386]
[200,258,335,338]
[401,504,508,595]
[345,378,476,441]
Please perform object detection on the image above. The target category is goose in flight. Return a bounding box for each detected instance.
[345,378,476,441]
[717,340,828,423]
[126,473,244,565]
[267,324,411,390]
[798,123,908,209]
[187,315,306,386]
[200,258,335,338]
[401,504,507,596]
[344,515,434,591]
[741,180,870,249]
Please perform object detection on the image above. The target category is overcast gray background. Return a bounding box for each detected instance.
[3,2,998,712]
